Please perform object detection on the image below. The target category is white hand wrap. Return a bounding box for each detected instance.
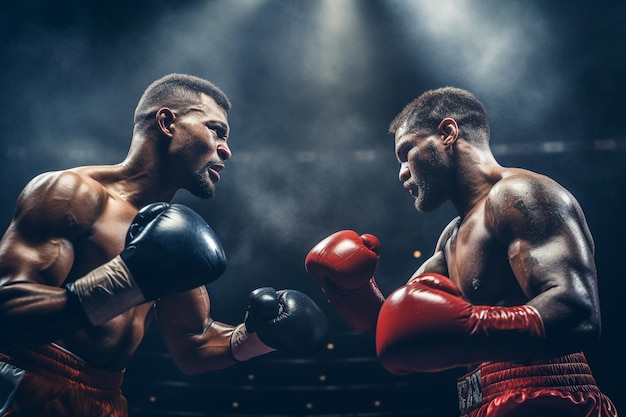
[67,255,146,326]
[230,323,276,361]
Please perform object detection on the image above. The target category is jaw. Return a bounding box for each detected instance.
[413,184,448,213]
[188,168,216,199]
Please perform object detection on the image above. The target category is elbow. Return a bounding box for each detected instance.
[578,313,602,348]
[542,302,602,356]
[171,355,202,375]
[172,350,237,375]
[577,292,603,341]
[176,361,204,376]
[174,357,232,375]
[582,314,602,342]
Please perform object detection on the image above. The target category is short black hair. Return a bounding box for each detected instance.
[134,73,231,128]
[389,87,489,144]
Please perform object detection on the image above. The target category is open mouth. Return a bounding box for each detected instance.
[208,168,220,182]
[406,183,418,198]
[207,164,224,182]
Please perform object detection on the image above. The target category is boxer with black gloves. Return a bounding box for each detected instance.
[0,74,327,417]
[306,87,617,416]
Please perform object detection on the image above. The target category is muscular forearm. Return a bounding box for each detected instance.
[0,282,87,348]
[323,278,385,331]
[155,291,238,374]
[160,318,238,374]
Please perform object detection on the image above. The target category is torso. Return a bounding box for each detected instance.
[443,205,528,306]
[18,166,154,370]
[62,167,155,370]
[440,168,545,307]
[60,193,152,369]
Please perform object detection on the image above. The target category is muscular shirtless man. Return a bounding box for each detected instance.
[0,74,327,417]
[305,87,617,416]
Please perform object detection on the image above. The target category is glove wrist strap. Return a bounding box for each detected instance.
[324,277,385,331]
[472,305,546,337]
[230,323,276,361]
[66,255,146,326]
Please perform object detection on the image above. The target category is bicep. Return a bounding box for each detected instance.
[0,222,75,288]
[500,186,598,302]
[490,179,599,336]
[0,172,91,287]
[506,225,600,350]
[507,219,598,314]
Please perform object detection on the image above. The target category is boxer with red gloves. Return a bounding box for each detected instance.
[306,87,617,416]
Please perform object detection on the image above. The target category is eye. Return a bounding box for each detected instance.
[207,124,228,139]
[396,143,409,163]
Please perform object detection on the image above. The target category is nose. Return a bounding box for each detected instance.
[399,162,410,182]
[217,141,232,161]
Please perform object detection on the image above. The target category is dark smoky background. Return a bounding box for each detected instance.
[1,1,624,415]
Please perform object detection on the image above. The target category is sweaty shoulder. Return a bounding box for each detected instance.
[484,169,581,243]
[15,170,108,240]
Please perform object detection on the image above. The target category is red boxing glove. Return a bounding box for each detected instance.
[376,273,545,374]
[305,230,385,331]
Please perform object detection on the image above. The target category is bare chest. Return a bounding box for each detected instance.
[62,197,147,369]
[443,213,518,304]
[68,201,136,281]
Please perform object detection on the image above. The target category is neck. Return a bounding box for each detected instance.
[449,143,503,218]
[114,134,178,208]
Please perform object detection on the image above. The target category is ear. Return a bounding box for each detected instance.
[156,108,176,137]
[438,118,459,148]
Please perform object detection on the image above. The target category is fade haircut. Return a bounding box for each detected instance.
[389,87,490,145]
[134,73,231,130]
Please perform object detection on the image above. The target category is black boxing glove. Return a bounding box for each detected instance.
[230,287,329,361]
[67,203,227,325]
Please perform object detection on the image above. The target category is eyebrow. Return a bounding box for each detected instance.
[183,103,230,133]
[209,120,229,130]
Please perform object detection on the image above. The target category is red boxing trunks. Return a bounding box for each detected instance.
[456,352,618,417]
[0,344,126,417]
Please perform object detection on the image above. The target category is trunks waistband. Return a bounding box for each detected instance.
[456,352,600,414]
[0,344,124,391]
